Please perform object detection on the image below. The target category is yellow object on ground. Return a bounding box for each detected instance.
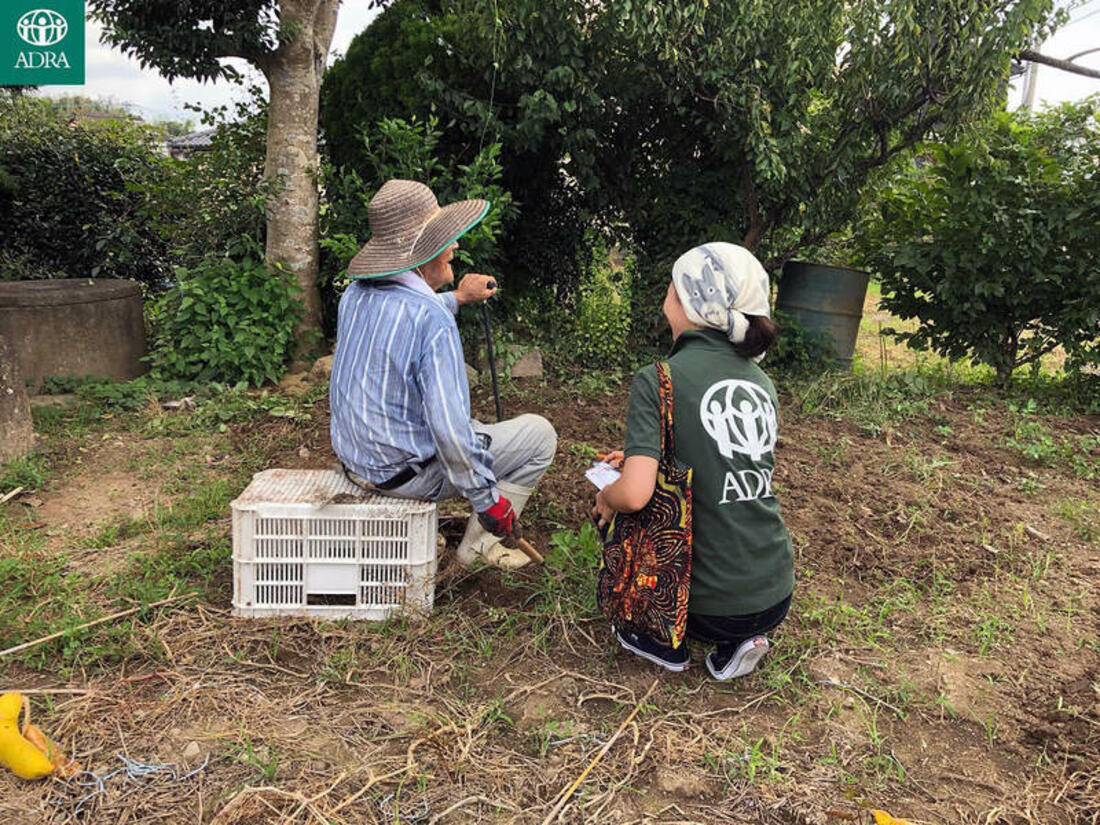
[22,723,81,778]
[0,692,54,780]
[871,811,911,825]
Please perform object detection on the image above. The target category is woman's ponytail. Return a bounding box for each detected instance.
[733,315,779,359]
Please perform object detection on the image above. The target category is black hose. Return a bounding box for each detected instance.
[480,284,504,423]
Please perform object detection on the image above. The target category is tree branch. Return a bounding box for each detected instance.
[1014,337,1061,368]
[1018,49,1100,80]
[312,0,341,74]
[209,36,271,70]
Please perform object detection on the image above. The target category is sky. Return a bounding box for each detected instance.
[1007,0,1100,108]
[34,1,1100,125]
[38,4,382,123]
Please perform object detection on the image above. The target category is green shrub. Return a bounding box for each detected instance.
[565,241,634,368]
[0,94,174,286]
[0,455,48,490]
[142,92,271,268]
[319,115,517,334]
[765,310,840,377]
[860,101,1100,387]
[149,240,301,387]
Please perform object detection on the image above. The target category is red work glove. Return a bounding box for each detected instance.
[478,494,521,539]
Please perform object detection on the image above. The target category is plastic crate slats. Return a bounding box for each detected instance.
[233,470,437,620]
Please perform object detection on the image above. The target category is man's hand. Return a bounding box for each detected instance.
[478,493,520,538]
[592,489,615,534]
[455,273,498,306]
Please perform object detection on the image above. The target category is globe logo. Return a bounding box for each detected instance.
[700,379,778,461]
[16,9,69,47]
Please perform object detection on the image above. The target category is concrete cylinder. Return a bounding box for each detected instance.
[0,279,147,391]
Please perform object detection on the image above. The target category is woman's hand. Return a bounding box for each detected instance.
[601,449,625,469]
[597,455,659,514]
[591,489,616,533]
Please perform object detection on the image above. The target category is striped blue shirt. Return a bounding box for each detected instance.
[329,274,497,511]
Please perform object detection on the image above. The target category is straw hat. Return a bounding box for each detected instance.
[347,179,490,279]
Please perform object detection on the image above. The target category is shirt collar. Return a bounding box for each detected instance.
[669,328,732,356]
[383,269,439,299]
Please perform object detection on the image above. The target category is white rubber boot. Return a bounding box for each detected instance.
[455,481,534,570]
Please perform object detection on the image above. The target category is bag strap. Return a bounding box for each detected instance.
[656,360,675,464]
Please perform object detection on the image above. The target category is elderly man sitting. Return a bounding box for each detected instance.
[329,179,557,569]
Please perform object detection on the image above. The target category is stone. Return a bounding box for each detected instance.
[0,334,34,462]
[28,393,77,408]
[509,346,543,379]
[654,766,713,798]
[465,363,480,385]
[182,741,202,761]
[310,354,334,380]
[277,371,311,395]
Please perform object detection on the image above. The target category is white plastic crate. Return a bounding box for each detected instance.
[231,469,438,620]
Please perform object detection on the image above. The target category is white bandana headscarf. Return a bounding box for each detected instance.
[671,242,771,345]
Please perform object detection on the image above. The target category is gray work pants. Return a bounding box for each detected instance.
[349,413,557,504]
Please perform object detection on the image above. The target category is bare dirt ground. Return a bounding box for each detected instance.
[2,342,1098,823]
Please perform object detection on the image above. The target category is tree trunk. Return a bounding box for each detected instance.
[739,162,766,253]
[262,0,340,355]
[996,326,1019,388]
[0,334,34,463]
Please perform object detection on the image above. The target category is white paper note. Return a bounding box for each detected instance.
[585,461,621,490]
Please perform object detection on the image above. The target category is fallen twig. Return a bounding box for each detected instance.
[329,766,415,815]
[0,486,24,504]
[428,795,519,824]
[0,593,195,659]
[1025,525,1050,542]
[816,677,904,718]
[540,679,659,825]
[11,688,91,696]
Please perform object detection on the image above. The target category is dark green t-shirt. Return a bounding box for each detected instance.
[623,329,794,616]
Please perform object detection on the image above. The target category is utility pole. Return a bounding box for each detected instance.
[1021,59,1039,110]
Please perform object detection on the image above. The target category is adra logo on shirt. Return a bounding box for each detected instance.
[700,378,778,504]
[0,1,85,85]
[700,379,777,461]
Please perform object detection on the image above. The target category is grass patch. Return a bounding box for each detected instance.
[0,454,48,489]
[1056,497,1100,543]
[1006,418,1100,480]
[510,522,603,621]
[0,514,85,654]
[781,366,957,434]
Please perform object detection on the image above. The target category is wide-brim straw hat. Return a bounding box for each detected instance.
[347,179,489,279]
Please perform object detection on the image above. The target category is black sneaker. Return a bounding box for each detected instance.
[615,628,690,672]
[706,636,769,681]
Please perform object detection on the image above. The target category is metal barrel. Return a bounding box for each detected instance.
[775,262,870,369]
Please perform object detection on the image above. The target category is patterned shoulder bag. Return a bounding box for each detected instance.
[597,361,694,648]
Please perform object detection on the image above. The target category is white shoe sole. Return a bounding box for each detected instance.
[706,636,769,681]
[616,631,690,672]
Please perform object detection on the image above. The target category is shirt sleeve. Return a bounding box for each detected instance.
[439,291,459,315]
[416,325,497,510]
[623,366,661,460]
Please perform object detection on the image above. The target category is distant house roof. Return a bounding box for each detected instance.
[166,127,217,157]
